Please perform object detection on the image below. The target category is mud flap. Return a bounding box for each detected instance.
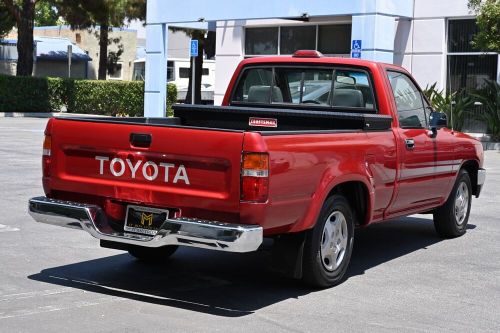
[270,232,306,279]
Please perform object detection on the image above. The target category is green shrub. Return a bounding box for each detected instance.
[0,75,177,117]
[0,75,53,112]
[66,80,145,116]
[472,80,500,140]
[423,83,474,131]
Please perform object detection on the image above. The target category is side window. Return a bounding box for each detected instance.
[387,71,427,128]
[232,68,273,103]
[333,70,375,110]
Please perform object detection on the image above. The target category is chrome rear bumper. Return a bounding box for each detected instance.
[28,196,263,253]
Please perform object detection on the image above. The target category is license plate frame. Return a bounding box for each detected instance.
[124,205,169,236]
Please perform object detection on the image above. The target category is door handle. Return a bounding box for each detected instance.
[405,138,415,150]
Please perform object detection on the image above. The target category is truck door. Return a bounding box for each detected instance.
[386,71,443,214]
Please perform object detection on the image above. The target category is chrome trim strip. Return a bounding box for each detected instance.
[477,168,486,186]
[28,196,263,253]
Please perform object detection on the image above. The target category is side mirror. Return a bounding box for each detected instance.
[429,111,448,129]
[428,111,447,138]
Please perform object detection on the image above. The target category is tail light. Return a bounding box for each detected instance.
[42,119,53,178]
[241,152,269,202]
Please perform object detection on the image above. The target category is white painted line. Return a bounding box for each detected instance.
[0,288,74,302]
[0,296,122,320]
[0,224,20,233]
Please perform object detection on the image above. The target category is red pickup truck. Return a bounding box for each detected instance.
[29,51,485,287]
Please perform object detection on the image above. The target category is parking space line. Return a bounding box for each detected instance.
[0,224,20,233]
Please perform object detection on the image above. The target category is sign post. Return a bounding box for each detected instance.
[190,40,198,104]
[67,45,72,78]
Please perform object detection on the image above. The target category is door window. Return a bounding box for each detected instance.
[387,71,427,128]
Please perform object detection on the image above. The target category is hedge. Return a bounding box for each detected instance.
[0,75,177,117]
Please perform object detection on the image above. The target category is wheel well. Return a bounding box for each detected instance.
[461,160,479,196]
[330,181,369,226]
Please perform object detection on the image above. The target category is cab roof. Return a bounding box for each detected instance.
[239,55,405,73]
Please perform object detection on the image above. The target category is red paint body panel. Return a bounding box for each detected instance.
[43,57,484,237]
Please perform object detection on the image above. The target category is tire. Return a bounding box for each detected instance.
[128,245,178,263]
[433,169,472,238]
[302,194,355,288]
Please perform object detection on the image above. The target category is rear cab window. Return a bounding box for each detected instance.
[231,65,377,112]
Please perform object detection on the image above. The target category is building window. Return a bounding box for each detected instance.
[179,67,190,78]
[108,62,123,80]
[245,27,279,55]
[447,19,498,93]
[318,24,351,55]
[167,61,175,81]
[75,33,81,44]
[448,54,498,93]
[245,24,351,56]
[279,26,316,55]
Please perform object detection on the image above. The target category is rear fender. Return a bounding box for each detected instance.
[289,172,374,233]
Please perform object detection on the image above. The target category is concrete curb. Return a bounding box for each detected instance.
[0,112,108,118]
[482,142,500,151]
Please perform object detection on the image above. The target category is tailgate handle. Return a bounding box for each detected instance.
[130,133,152,148]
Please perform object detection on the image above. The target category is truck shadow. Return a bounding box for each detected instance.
[28,216,475,317]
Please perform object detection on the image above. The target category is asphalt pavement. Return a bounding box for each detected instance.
[0,117,499,332]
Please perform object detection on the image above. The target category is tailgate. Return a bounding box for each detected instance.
[48,118,245,213]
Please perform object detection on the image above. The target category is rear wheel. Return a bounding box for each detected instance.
[128,245,178,263]
[302,194,354,288]
[433,169,472,238]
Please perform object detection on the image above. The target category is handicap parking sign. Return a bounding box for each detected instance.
[190,40,198,57]
[351,50,361,59]
[352,40,362,50]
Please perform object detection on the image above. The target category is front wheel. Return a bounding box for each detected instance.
[433,169,472,238]
[302,194,354,288]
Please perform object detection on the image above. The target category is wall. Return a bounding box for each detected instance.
[394,0,473,90]
[213,17,353,105]
[0,61,16,76]
[34,60,87,79]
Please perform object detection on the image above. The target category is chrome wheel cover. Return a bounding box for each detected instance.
[454,182,470,226]
[320,211,348,271]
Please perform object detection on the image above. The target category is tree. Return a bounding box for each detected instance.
[34,1,58,26]
[468,0,500,52]
[54,0,146,80]
[0,2,15,37]
[1,0,38,76]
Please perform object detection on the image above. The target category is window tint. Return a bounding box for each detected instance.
[245,27,279,55]
[387,71,427,128]
[449,54,498,93]
[318,25,351,54]
[232,68,273,103]
[280,26,316,55]
[448,19,479,53]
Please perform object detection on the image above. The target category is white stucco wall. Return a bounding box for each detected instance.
[145,0,498,114]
